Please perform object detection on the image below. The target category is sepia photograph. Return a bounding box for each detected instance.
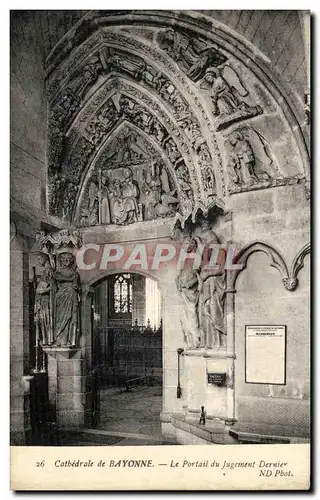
[9,8,311,490]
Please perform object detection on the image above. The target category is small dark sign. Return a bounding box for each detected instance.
[207,372,226,386]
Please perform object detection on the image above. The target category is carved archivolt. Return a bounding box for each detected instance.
[46,33,227,223]
[45,16,309,227]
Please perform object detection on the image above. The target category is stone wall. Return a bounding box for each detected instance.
[10,12,48,443]
[232,184,310,438]
[10,10,310,443]
[10,11,47,226]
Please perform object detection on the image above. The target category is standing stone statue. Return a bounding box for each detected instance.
[176,237,203,349]
[200,271,226,349]
[53,252,80,347]
[34,253,55,346]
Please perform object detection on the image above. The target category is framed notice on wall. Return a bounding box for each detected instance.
[245,325,286,385]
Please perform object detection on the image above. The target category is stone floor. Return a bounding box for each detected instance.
[90,384,174,445]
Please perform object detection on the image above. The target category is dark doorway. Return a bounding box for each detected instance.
[91,273,163,444]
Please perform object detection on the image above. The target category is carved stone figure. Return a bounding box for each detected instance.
[200,271,226,349]
[62,180,78,220]
[174,222,226,350]
[226,130,272,186]
[34,253,54,346]
[198,143,211,164]
[157,29,226,82]
[200,66,262,130]
[143,170,162,220]
[122,132,147,161]
[79,180,99,226]
[176,163,193,214]
[108,53,146,80]
[176,237,202,349]
[100,173,111,224]
[150,119,167,144]
[108,170,140,225]
[143,165,178,219]
[53,252,80,347]
[203,166,217,195]
[165,138,181,164]
[49,173,65,215]
[85,117,108,146]
[67,63,99,98]
[67,51,107,99]
[180,117,202,145]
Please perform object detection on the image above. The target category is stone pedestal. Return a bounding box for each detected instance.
[183,349,235,424]
[43,346,91,429]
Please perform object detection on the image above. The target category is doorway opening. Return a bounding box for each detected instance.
[91,272,163,444]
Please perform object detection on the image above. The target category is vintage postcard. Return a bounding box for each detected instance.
[10,9,311,491]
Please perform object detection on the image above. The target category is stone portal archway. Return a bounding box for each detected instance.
[39,10,310,442]
[46,10,309,232]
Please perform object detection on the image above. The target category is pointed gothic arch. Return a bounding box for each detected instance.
[46,10,310,230]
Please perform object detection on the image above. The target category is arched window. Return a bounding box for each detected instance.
[113,274,132,314]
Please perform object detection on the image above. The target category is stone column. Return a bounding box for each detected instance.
[10,225,32,444]
[225,270,237,425]
[34,229,92,431]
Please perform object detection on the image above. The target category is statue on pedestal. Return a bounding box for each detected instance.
[35,230,82,348]
[175,221,226,351]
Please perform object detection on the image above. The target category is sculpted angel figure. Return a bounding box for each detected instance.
[200,66,250,117]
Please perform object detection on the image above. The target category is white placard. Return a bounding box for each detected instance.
[245,325,286,385]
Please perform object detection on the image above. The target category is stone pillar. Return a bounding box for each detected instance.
[43,347,91,429]
[225,271,237,424]
[10,226,32,444]
[33,229,92,430]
